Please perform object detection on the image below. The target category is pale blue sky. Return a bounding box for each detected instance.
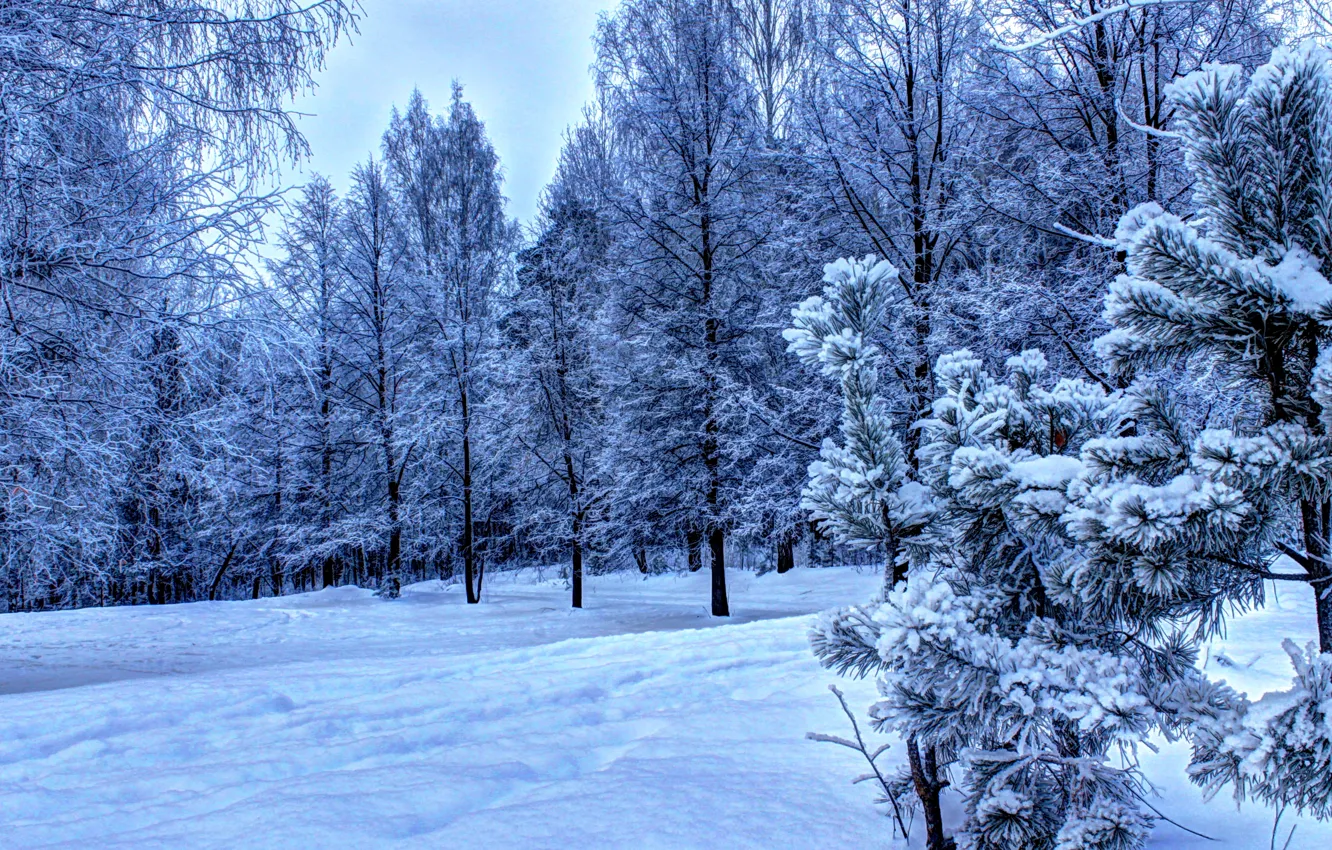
[287,0,617,224]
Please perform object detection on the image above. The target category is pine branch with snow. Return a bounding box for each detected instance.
[1082,42,1332,825]
[784,257,931,579]
[801,336,1163,850]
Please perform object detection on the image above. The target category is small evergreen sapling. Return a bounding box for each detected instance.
[783,256,932,591]
[869,350,1157,850]
[785,256,944,847]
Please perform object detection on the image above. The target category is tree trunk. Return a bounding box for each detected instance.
[377,300,401,599]
[1316,579,1332,654]
[635,547,649,574]
[571,525,584,609]
[564,449,583,609]
[908,737,952,850]
[808,521,833,567]
[462,385,478,604]
[710,527,729,617]
[320,332,335,588]
[386,475,402,598]
[776,533,794,574]
[1301,497,1332,653]
[208,543,239,601]
[1298,335,1332,652]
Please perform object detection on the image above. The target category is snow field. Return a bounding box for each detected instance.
[1,567,1329,849]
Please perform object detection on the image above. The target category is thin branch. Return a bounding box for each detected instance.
[1117,104,1180,139]
[807,685,911,840]
[1051,222,1117,248]
[993,0,1206,54]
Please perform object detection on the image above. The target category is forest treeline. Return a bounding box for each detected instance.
[0,0,1312,612]
[14,3,1332,844]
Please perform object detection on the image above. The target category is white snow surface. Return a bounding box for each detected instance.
[1270,246,1332,314]
[1008,454,1085,488]
[1,567,1330,849]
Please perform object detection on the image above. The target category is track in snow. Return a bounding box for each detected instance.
[1,567,1328,849]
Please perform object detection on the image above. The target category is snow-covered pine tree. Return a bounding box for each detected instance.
[785,256,950,847]
[1080,43,1332,823]
[885,350,1162,850]
[783,256,930,589]
[799,327,1163,848]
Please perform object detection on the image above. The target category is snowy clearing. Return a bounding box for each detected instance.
[1,567,1329,849]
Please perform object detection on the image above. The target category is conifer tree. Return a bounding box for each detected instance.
[508,120,615,608]
[1078,43,1332,824]
[597,0,773,616]
[792,259,1172,849]
[783,257,929,591]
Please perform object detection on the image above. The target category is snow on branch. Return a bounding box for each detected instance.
[993,0,1206,53]
[1117,104,1181,139]
[1051,222,1118,248]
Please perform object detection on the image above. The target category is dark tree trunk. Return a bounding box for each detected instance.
[1301,497,1332,653]
[320,346,335,588]
[1295,333,1332,652]
[571,531,584,609]
[635,547,649,574]
[564,449,584,609]
[709,527,728,617]
[1316,581,1332,654]
[377,311,401,599]
[462,386,479,605]
[808,521,833,567]
[386,475,402,598]
[909,737,952,850]
[776,534,794,574]
[208,543,239,601]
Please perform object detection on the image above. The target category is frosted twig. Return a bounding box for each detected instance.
[1271,805,1298,850]
[1117,104,1180,139]
[807,685,911,840]
[1129,788,1217,841]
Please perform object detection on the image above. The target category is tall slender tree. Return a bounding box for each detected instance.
[509,121,616,608]
[598,0,775,616]
[341,160,412,598]
[385,85,514,604]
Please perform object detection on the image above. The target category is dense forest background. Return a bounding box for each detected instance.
[0,0,1321,612]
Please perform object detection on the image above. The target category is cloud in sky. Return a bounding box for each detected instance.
[286,0,616,224]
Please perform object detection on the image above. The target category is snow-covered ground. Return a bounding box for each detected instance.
[1,567,1328,849]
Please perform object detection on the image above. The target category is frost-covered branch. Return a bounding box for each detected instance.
[992,0,1206,54]
[808,684,912,840]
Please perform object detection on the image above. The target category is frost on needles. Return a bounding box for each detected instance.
[796,44,1332,850]
[1094,43,1332,825]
